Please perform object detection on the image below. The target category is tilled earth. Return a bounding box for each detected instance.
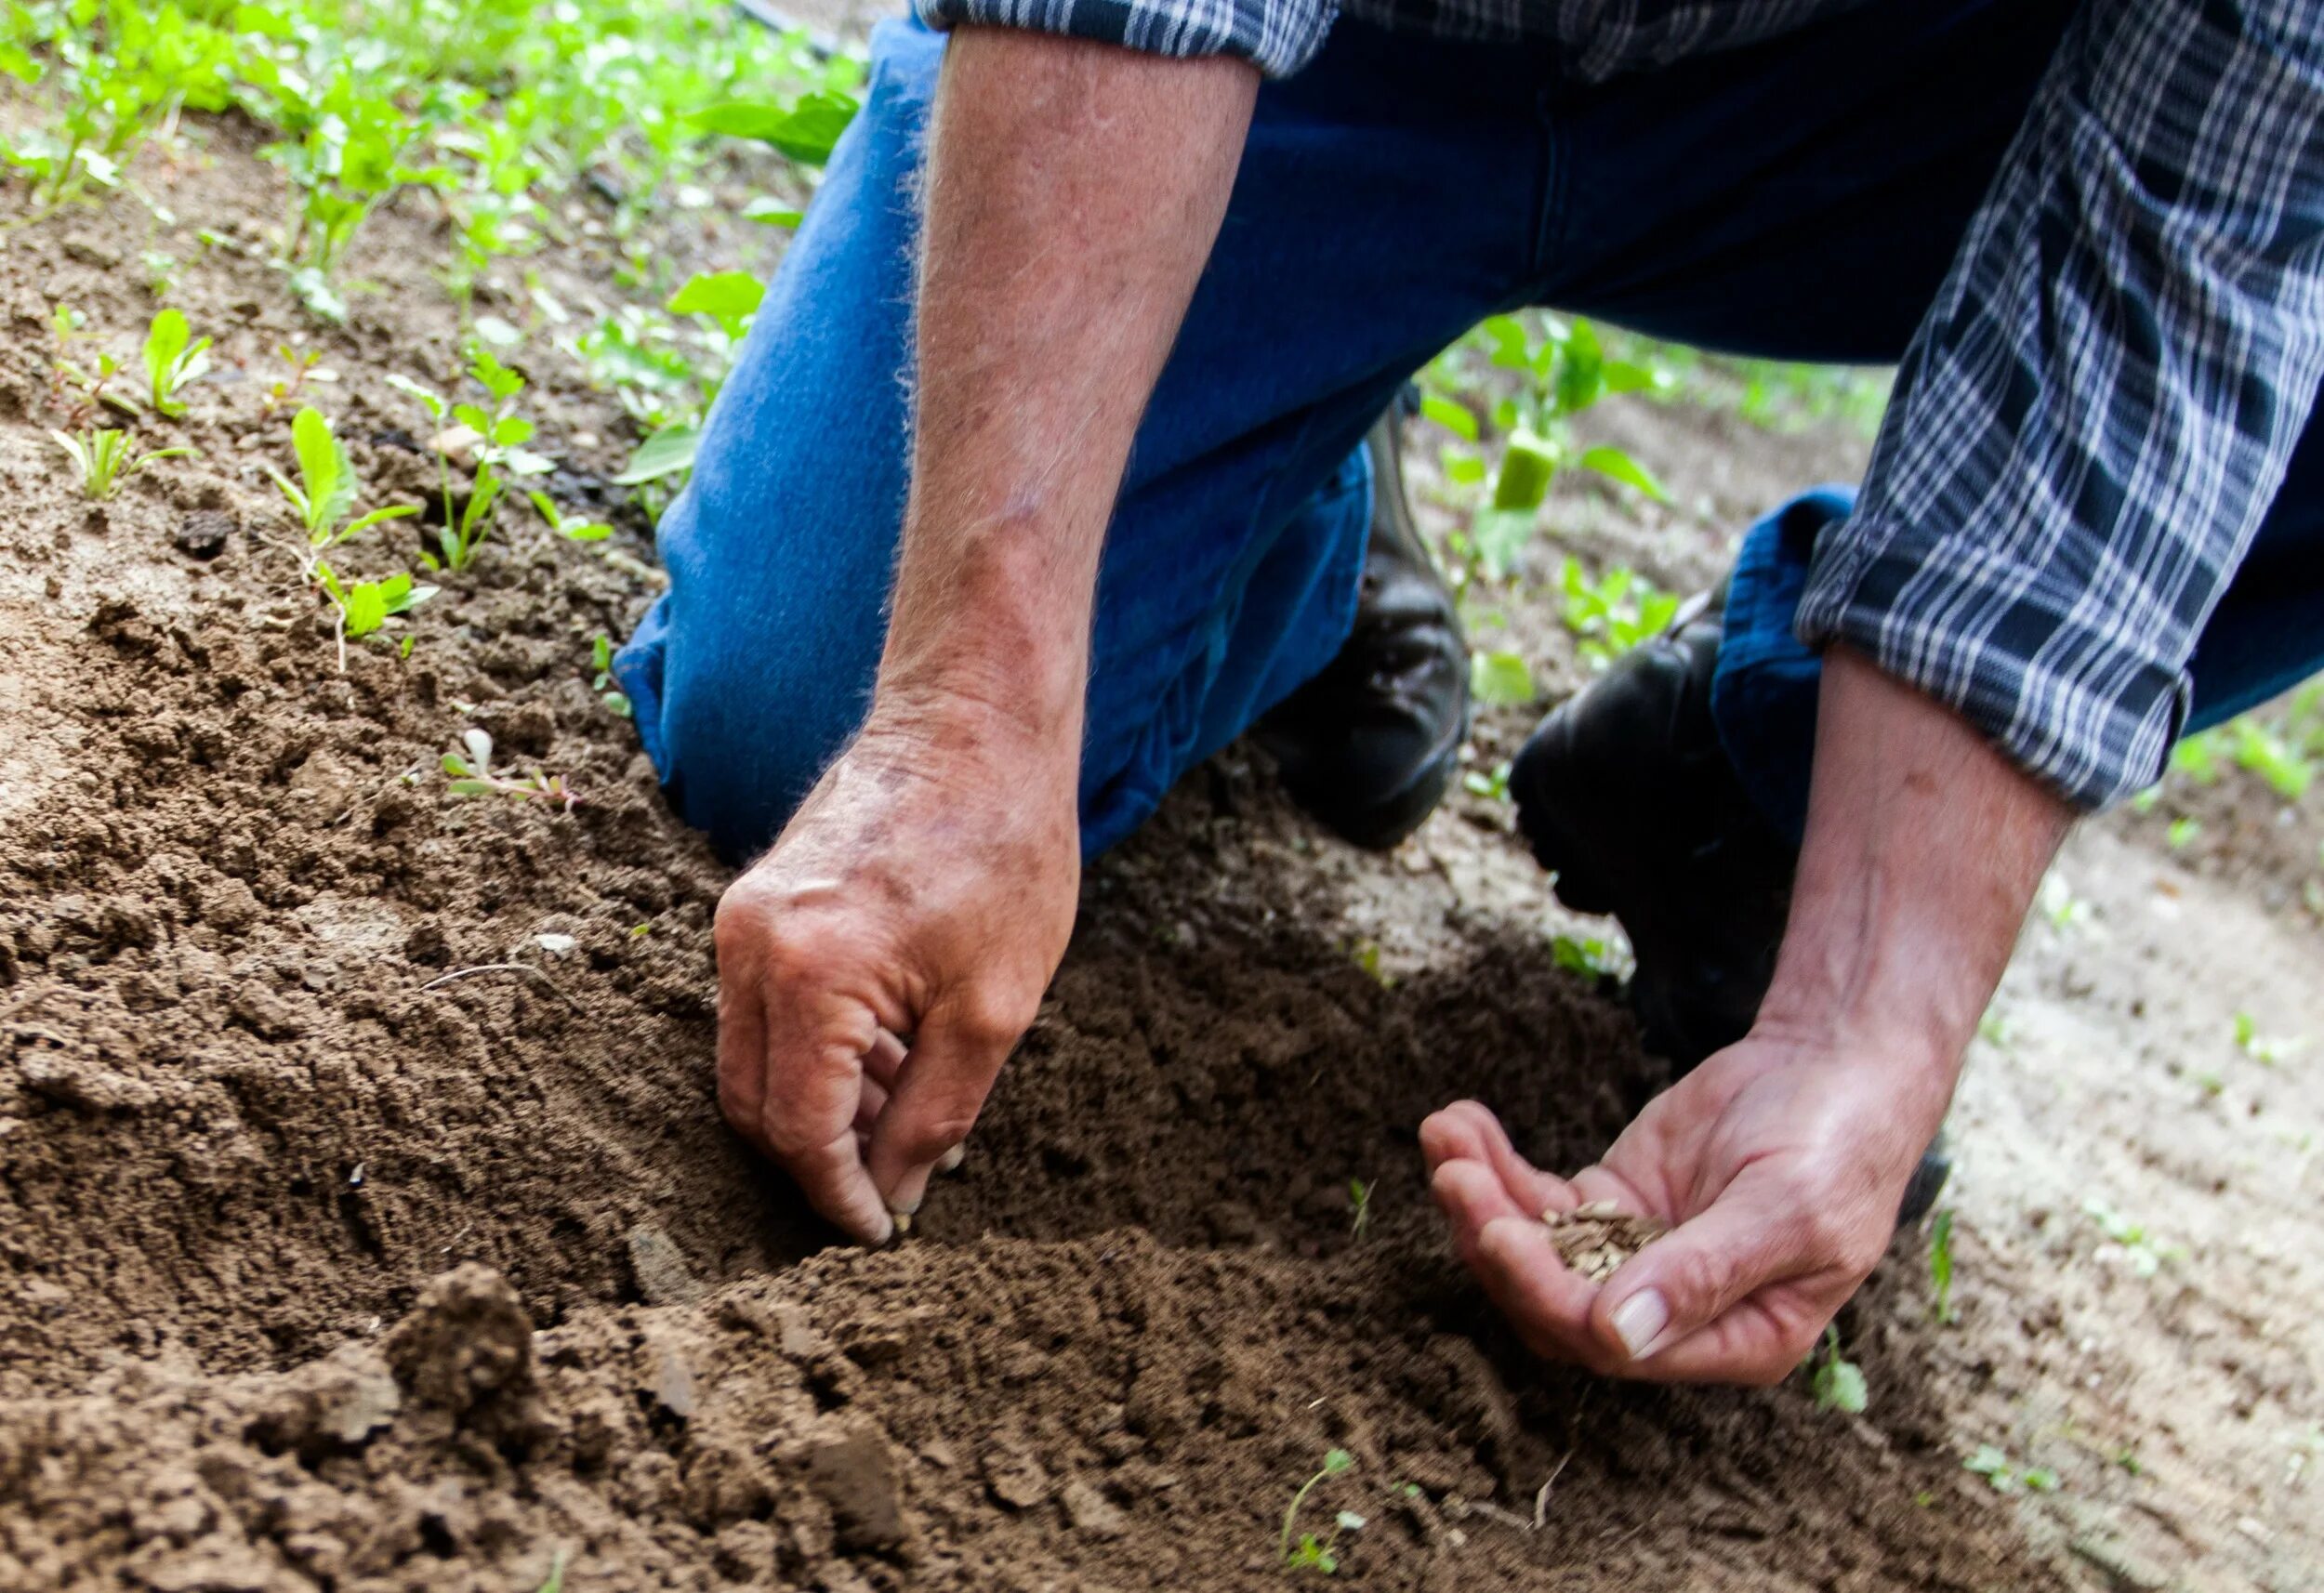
[5,96,2316,1593]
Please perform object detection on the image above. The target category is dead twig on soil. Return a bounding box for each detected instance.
[420,963,585,1014]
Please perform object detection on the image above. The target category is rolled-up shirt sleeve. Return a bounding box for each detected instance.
[913,0,1338,76]
[1794,0,2324,810]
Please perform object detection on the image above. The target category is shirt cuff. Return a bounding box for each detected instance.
[912,0,1336,78]
[1793,510,2192,811]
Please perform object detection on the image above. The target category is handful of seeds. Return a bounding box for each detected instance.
[1541,1200,1669,1284]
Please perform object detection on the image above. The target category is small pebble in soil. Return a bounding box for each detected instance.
[1540,1199,1669,1283]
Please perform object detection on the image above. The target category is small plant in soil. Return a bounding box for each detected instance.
[1347,1178,1372,1239]
[48,428,190,499]
[263,344,337,411]
[49,304,139,421]
[533,491,614,545]
[1558,556,1680,669]
[1808,1325,1868,1415]
[588,635,632,718]
[141,309,213,417]
[2233,1010,2305,1066]
[442,729,582,811]
[312,560,438,673]
[389,349,554,572]
[268,407,419,563]
[1965,1444,2058,1494]
[1928,1208,1961,1324]
[1279,1449,1362,1575]
[2080,1198,2185,1277]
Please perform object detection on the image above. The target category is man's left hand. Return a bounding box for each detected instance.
[1420,1030,1945,1383]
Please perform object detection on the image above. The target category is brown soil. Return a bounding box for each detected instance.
[7,81,2313,1593]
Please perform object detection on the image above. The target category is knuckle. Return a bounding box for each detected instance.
[951,988,1035,1052]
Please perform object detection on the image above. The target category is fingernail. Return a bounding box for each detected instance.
[936,1144,966,1174]
[890,1209,913,1236]
[1610,1288,1669,1361]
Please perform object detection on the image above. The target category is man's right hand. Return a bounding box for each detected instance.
[713,700,1080,1244]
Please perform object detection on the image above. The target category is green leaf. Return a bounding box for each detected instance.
[145,309,189,400]
[742,197,803,229]
[385,373,447,420]
[613,422,701,486]
[340,579,390,637]
[689,91,859,165]
[289,406,354,538]
[1578,445,1669,502]
[1811,1354,1868,1415]
[1321,1449,1353,1476]
[667,270,765,336]
[344,504,420,536]
[1418,391,1477,442]
[1552,319,1604,415]
[1469,649,1535,706]
[1469,507,1536,582]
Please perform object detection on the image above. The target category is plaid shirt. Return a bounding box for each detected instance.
[915,0,2324,810]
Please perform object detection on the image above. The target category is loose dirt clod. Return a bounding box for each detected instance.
[1542,1200,1669,1283]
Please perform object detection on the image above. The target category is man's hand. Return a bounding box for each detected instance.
[715,704,1078,1244]
[1421,1026,1942,1379]
[1430,648,2073,1381]
[711,33,1256,1240]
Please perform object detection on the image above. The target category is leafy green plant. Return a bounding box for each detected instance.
[389,349,552,571]
[1965,1444,2057,1494]
[532,491,613,543]
[442,728,581,811]
[1808,1326,1868,1415]
[267,407,419,558]
[1279,1449,1361,1575]
[1461,760,1512,802]
[589,634,631,717]
[1928,1209,1960,1325]
[312,560,437,671]
[263,344,337,411]
[1559,557,1680,668]
[141,309,214,417]
[1347,1178,1372,1240]
[688,89,860,165]
[48,428,190,498]
[2081,1198,2185,1277]
[2233,1011,2304,1066]
[1470,649,1536,706]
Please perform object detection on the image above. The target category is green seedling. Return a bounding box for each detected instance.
[1965,1444,2057,1494]
[1462,760,1512,802]
[2167,815,2202,849]
[1351,939,1393,989]
[263,345,337,411]
[1928,1208,1960,1324]
[267,407,419,559]
[2038,872,2090,931]
[1348,1178,1372,1240]
[666,269,766,341]
[588,634,631,717]
[2081,1198,2185,1277]
[532,491,613,543]
[1280,1449,1361,1575]
[312,560,437,673]
[1551,934,1629,979]
[390,349,552,572]
[1559,557,1681,668]
[442,728,581,812]
[1470,648,1536,706]
[1808,1325,1868,1415]
[141,309,213,417]
[48,428,190,499]
[2233,1011,2305,1066]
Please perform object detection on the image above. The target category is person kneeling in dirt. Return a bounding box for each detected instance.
[610,0,2324,1383]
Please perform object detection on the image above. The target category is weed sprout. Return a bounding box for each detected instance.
[48,428,191,499]
[1279,1449,1361,1574]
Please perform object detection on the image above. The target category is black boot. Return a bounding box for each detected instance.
[1255,412,1470,850]
[1509,587,1952,1227]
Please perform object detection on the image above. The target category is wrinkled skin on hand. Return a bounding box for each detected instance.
[712,710,1079,1244]
[1422,1030,1944,1384]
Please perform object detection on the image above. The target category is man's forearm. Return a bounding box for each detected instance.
[1756,646,2074,1116]
[877,31,1258,756]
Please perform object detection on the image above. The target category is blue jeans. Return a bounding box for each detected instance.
[617,0,2324,863]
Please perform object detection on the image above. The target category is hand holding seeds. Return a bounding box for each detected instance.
[1420,1030,1943,1385]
